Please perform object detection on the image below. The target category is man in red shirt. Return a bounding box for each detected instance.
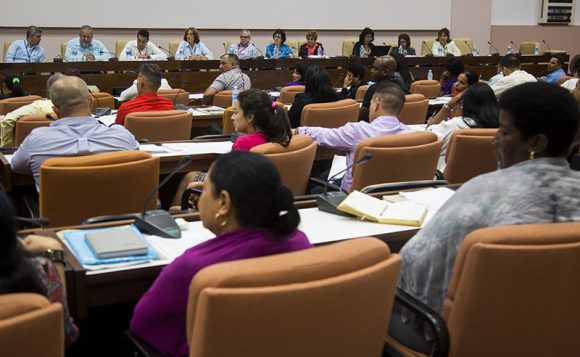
[115,63,174,125]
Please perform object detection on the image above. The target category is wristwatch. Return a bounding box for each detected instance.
[42,249,67,265]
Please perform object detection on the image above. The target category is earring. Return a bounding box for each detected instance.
[214,212,227,227]
[529,150,535,160]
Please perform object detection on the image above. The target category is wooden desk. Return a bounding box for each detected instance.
[0,55,560,96]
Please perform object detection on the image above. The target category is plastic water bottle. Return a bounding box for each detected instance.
[273,46,279,59]
[232,85,239,107]
[398,45,403,55]
[507,43,513,55]
[472,45,478,56]
[126,48,132,59]
[427,69,433,81]
[317,46,323,56]
[534,45,540,55]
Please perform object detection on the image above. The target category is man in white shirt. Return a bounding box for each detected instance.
[119,29,167,61]
[491,54,536,98]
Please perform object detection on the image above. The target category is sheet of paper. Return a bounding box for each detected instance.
[400,187,455,211]
[428,97,452,105]
[327,154,347,180]
[96,114,116,126]
[139,144,170,153]
[160,141,232,155]
[4,154,13,164]
[146,224,215,260]
[189,93,203,100]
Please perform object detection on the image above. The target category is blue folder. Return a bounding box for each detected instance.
[63,224,160,265]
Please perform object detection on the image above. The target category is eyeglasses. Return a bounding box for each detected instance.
[273,35,282,38]
[240,36,250,39]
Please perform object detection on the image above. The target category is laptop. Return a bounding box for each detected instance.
[370,46,391,57]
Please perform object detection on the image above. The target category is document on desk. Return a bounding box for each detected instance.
[399,187,455,211]
[328,155,347,179]
[189,93,203,100]
[146,224,215,260]
[96,114,116,126]
[429,97,452,105]
[139,144,171,154]
[160,141,232,155]
[4,154,13,165]
[188,106,225,116]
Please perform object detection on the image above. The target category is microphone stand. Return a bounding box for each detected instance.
[134,155,193,238]
[317,153,373,216]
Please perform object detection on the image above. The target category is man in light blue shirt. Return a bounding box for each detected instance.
[5,26,45,63]
[227,30,261,60]
[12,76,139,190]
[540,54,567,84]
[64,25,112,62]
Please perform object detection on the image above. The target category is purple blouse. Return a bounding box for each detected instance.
[130,227,312,357]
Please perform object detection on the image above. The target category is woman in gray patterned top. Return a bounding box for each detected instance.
[399,82,580,312]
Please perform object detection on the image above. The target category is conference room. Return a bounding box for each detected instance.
[1,0,580,356]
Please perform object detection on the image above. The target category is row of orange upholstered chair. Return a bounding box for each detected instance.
[29,126,497,227]
[5,220,579,357]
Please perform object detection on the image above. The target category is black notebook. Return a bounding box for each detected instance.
[85,226,148,259]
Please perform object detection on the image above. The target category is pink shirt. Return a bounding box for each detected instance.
[232,132,268,151]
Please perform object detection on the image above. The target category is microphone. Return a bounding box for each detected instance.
[158,46,175,61]
[509,41,520,53]
[89,92,111,117]
[172,85,187,110]
[252,43,265,59]
[317,153,373,216]
[100,51,118,61]
[487,41,500,56]
[542,40,551,54]
[422,41,433,56]
[464,41,473,56]
[134,155,193,238]
[14,216,50,228]
[222,42,228,57]
[53,54,63,63]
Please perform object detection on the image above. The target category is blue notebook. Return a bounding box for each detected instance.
[63,224,160,265]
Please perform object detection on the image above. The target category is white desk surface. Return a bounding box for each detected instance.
[69,200,444,276]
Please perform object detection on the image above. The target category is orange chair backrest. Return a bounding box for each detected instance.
[443,128,498,184]
[398,94,429,125]
[124,110,193,142]
[279,85,305,104]
[301,99,359,128]
[350,131,442,191]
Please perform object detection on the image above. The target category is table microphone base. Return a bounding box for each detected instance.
[317,192,353,217]
[134,210,181,239]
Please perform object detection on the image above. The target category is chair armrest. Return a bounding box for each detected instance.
[387,288,449,357]
[435,170,445,180]
[193,134,233,141]
[361,180,449,194]
[82,213,141,225]
[309,177,343,193]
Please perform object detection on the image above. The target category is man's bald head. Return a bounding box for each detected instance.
[371,55,397,81]
[49,76,91,117]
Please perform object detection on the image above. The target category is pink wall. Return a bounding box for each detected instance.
[490,25,580,59]
[451,0,492,54]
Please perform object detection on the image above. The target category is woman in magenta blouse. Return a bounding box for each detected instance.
[130,151,312,357]
[231,89,292,150]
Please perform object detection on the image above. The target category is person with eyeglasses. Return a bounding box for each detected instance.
[299,30,324,58]
[265,29,295,59]
[227,30,261,60]
[5,26,45,63]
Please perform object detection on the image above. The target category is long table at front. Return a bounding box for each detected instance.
[0,54,561,97]
[21,199,427,319]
